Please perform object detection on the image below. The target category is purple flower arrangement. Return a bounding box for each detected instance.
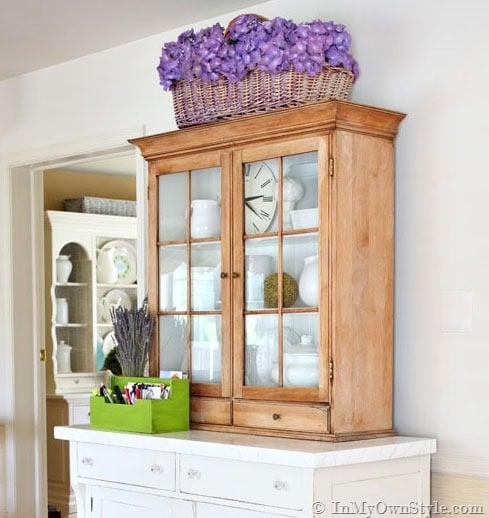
[157,14,359,90]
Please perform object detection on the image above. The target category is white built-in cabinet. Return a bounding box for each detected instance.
[55,427,435,518]
[45,210,137,517]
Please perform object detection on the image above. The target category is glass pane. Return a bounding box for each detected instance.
[244,237,277,310]
[191,167,221,239]
[283,151,319,230]
[243,159,279,235]
[283,234,318,308]
[159,173,187,241]
[245,314,278,386]
[191,242,221,311]
[159,315,187,373]
[282,313,319,388]
[159,245,187,311]
[191,315,222,383]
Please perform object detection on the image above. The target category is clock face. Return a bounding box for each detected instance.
[244,161,278,234]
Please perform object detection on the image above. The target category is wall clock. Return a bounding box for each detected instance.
[244,161,278,234]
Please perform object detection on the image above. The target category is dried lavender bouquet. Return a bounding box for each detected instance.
[110,303,155,377]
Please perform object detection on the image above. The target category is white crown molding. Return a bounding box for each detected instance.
[432,453,489,479]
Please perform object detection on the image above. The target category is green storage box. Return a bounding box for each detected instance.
[90,376,189,434]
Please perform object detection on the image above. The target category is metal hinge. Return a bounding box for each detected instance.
[329,360,334,380]
[39,349,46,362]
[328,157,334,177]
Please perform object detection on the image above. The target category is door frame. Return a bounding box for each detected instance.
[0,125,146,516]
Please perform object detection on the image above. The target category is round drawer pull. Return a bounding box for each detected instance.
[274,480,287,491]
[272,413,281,421]
[220,272,228,279]
[81,457,94,466]
[232,272,240,279]
[187,468,201,479]
[150,464,163,474]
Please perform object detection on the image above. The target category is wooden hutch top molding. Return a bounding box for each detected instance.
[130,101,405,160]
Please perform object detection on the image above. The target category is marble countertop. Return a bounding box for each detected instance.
[55,425,436,469]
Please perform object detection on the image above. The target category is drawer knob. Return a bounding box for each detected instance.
[187,469,201,479]
[81,457,94,466]
[272,413,281,421]
[220,272,228,279]
[150,464,163,474]
[274,480,287,491]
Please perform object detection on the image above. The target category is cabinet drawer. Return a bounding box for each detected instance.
[71,404,90,425]
[180,455,307,510]
[191,397,232,425]
[233,401,329,433]
[77,443,175,491]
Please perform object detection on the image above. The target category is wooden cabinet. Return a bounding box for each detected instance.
[130,101,404,441]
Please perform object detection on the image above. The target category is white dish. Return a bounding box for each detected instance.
[290,207,318,230]
[102,331,117,356]
[100,240,137,284]
[255,326,300,385]
[100,288,132,323]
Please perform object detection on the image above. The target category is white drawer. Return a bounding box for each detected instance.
[180,455,307,511]
[71,404,90,425]
[77,443,175,491]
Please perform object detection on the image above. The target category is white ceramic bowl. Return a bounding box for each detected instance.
[290,207,318,229]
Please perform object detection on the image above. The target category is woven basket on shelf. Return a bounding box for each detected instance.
[171,65,354,128]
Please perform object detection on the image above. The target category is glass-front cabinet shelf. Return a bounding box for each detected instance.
[45,211,138,395]
[134,101,405,441]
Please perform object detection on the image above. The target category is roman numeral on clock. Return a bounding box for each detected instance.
[263,196,273,202]
[259,209,270,218]
[260,179,271,188]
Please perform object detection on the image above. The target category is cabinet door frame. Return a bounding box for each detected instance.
[232,136,331,403]
[148,150,232,398]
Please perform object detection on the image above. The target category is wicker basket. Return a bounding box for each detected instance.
[64,197,137,217]
[171,66,354,128]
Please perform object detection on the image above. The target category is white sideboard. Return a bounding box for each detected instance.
[54,426,436,518]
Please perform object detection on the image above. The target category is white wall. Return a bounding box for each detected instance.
[1,0,489,483]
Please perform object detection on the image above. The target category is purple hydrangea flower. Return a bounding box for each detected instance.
[156,16,359,90]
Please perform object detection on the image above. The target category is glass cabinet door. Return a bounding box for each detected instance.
[236,143,326,400]
[156,160,228,395]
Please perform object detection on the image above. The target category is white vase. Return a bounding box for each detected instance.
[245,255,273,309]
[56,255,72,283]
[298,254,319,306]
[56,298,69,324]
[190,199,220,239]
[57,340,72,373]
[281,176,304,230]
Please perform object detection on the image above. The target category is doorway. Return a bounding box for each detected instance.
[3,128,146,517]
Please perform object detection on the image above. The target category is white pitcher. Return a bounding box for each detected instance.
[190,199,220,239]
[96,248,118,284]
